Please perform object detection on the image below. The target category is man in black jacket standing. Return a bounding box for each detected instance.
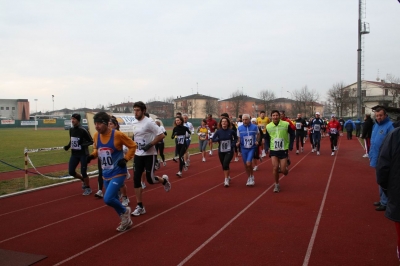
[361,114,374,158]
[376,127,400,263]
[64,113,94,195]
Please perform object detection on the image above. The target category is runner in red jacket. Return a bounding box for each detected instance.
[326,114,341,156]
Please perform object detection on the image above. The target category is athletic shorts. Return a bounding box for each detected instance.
[241,148,256,163]
[269,150,288,159]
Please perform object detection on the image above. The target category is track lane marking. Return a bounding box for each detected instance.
[302,138,341,265]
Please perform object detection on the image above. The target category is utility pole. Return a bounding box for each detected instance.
[357,0,369,119]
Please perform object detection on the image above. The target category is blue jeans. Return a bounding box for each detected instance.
[379,186,388,206]
[103,175,127,216]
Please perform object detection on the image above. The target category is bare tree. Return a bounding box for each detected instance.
[163,96,175,103]
[203,100,219,118]
[257,89,276,113]
[229,90,247,118]
[384,74,400,107]
[343,88,357,117]
[292,85,320,118]
[327,82,347,116]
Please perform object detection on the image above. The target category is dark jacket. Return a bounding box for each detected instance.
[361,117,374,138]
[376,127,400,222]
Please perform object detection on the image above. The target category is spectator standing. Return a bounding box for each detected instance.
[361,114,374,158]
[370,107,394,211]
[354,118,362,137]
[338,117,345,136]
[344,119,356,140]
[376,127,400,262]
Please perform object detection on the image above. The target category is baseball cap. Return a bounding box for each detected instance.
[331,114,336,118]
[315,112,320,115]
[251,118,257,122]
[71,113,81,122]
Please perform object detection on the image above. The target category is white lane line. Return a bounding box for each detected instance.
[53,170,248,266]
[178,154,310,266]
[302,138,341,266]
[0,164,227,244]
[0,194,80,217]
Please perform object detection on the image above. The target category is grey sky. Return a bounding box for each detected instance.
[1,0,399,112]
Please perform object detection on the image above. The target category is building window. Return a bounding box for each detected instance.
[0,107,3,110]
[344,91,349,98]
[361,90,366,97]
[6,107,9,110]
[12,107,15,110]
[385,89,388,96]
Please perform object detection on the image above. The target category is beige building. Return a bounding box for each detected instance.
[342,80,399,117]
[173,94,219,119]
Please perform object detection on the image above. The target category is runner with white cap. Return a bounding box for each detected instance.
[310,112,325,155]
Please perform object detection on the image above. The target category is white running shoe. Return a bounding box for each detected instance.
[162,175,171,192]
[317,151,320,155]
[234,157,239,162]
[95,190,103,198]
[163,161,167,166]
[253,166,258,171]
[296,150,299,154]
[261,150,266,157]
[250,176,255,186]
[331,152,335,156]
[183,164,188,171]
[246,177,251,186]
[176,171,182,177]
[273,184,280,193]
[186,159,190,166]
[82,187,92,196]
[131,205,146,216]
[202,157,206,162]
[311,149,315,153]
[209,150,213,155]
[141,182,146,189]
[224,178,229,187]
[362,154,369,158]
[121,197,130,207]
[117,207,132,232]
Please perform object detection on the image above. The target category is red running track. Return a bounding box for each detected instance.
[0,136,397,265]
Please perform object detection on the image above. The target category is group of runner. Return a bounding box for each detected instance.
[64,105,346,232]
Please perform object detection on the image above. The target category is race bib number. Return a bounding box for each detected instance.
[243,136,253,149]
[330,128,338,134]
[136,138,147,150]
[220,140,231,152]
[98,148,113,170]
[177,135,185,144]
[71,137,81,150]
[273,138,284,150]
[296,123,302,130]
[313,124,321,131]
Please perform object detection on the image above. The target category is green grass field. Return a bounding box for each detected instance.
[0,127,200,195]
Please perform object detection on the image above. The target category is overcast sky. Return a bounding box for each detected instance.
[1,0,399,112]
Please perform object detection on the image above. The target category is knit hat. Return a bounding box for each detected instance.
[71,113,81,122]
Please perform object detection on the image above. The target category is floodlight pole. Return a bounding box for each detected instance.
[356,0,362,120]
